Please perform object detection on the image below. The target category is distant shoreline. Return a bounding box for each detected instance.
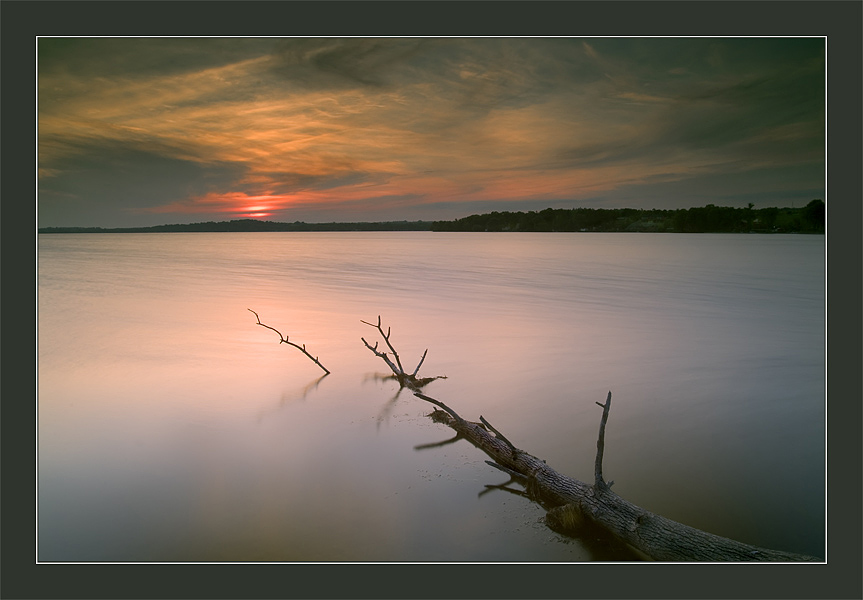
[38,203,825,235]
[38,220,434,234]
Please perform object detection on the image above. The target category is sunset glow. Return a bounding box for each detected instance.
[37,38,825,228]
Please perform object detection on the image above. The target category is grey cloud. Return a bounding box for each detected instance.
[261,170,380,195]
[39,38,276,79]
[551,47,823,174]
[270,38,430,88]
[269,38,596,114]
[38,141,248,227]
[590,162,825,209]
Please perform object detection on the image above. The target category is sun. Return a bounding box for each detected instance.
[238,205,273,218]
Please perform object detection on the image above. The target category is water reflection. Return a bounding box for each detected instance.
[368,373,410,426]
[485,480,643,561]
[255,374,329,423]
[368,372,449,427]
[414,430,463,451]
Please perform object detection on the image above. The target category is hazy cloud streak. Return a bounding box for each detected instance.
[38,38,824,227]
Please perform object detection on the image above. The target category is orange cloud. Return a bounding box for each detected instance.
[43,49,668,218]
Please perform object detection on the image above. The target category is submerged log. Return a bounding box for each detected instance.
[416,392,820,562]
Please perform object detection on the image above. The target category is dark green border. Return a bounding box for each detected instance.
[4,1,860,598]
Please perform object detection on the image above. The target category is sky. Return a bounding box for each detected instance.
[37,37,825,228]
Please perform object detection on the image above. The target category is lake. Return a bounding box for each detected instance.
[37,232,825,562]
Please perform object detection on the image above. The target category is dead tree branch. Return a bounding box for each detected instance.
[360,315,406,373]
[594,391,613,490]
[411,349,428,377]
[413,392,466,424]
[248,309,330,375]
[360,336,402,378]
[360,316,445,389]
[484,460,530,485]
[479,415,517,455]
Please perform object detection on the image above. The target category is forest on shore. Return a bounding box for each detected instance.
[39,200,824,234]
[430,200,824,233]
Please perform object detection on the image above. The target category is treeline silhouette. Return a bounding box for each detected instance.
[39,219,434,234]
[39,201,824,234]
[431,200,824,233]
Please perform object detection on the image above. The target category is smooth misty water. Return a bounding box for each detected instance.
[37,232,825,562]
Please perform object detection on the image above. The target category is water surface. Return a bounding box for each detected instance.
[38,232,825,561]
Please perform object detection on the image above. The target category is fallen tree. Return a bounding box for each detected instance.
[362,317,822,562]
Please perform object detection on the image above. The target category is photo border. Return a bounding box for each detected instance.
[4,1,859,598]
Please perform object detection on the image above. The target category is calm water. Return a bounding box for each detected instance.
[37,232,825,561]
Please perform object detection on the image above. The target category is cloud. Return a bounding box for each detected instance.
[270,38,430,88]
[37,38,825,227]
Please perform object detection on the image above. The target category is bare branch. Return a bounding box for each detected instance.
[484,460,528,483]
[479,415,517,454]
[413,391,464,424]
[249,309,330,375]
[411,349,428,377]
[361,317,445,390]
[248,308,287,341]
[361,315,405,373]
[361,336,401,376]
[594,391,612,490]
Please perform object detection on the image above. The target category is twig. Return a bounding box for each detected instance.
[361,316,405,374]
[413,391,464,424]
[361,316,442,388]
[411,349,428,377]
[248,309,330,375]
[360,336,402,376]
[484,460,528,483]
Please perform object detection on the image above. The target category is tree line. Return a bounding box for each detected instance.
[38,219,435,234]
[39,201,824,234]
[430,200,825,233]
